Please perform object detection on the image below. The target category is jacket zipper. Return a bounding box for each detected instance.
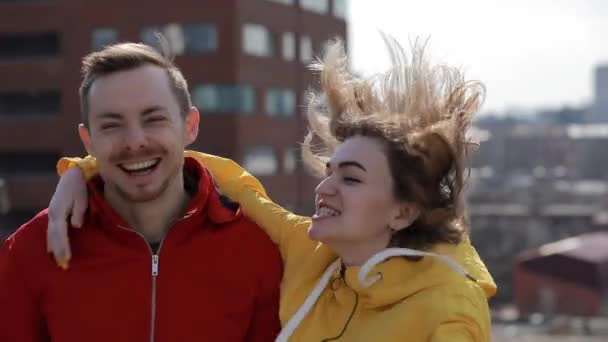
[117,225,166,342]
[150,253,160,342]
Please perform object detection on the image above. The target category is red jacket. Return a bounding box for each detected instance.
[0,158,282,342]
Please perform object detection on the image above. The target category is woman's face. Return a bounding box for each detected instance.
[309,136,413,250]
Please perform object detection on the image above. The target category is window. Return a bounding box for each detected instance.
[0,90,60,117]
[265,0,294,4]
[0,152,59,175]
[91,28,118,50]
[320,39,333,57]
[192,84,255,114]
[242,23,273,57]
[266,88,295,116]
[333,0,347,19]
[141,23,217,55]
[281,32,295,61]
[182,23,217,53]
[300,35,313,63]
[244,146,277,176]
[284,148,297,173]
[0,0,48,3]
[0,32,60,60]
[300,0,329,14]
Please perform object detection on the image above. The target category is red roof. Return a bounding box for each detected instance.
[517,232,608,290]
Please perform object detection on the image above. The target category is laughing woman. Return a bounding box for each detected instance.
[48,36,496,341]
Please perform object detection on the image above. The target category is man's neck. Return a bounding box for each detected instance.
[104,173,191,243]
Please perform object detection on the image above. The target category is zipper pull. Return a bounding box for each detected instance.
[152,255,159,276]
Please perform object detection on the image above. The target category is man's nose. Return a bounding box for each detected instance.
[123,125,147,151]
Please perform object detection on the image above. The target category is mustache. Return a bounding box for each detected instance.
[109,146,166,163]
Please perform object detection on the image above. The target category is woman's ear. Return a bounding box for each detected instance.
[389,202,420,232]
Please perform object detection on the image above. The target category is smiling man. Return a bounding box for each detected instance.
[0,43,282,342]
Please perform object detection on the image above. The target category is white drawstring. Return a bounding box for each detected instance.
[275,259,341,342]
[358,247,474,287]
[276,248,473,341]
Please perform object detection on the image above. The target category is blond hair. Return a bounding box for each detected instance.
[302,35,484,249]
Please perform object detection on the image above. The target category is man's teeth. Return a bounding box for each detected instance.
[317,207,340,217]
[122,159,157,171]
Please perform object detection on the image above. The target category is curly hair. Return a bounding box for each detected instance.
[302,35,484,251]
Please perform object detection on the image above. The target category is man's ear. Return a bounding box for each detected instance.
[388,203,421,232]
[78,124,94,156]
[184,106,200,146]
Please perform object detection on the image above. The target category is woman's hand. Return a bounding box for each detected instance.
[47,167,88,269]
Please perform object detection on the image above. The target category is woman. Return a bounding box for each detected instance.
[48,36,496,341]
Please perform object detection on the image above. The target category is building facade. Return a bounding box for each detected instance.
[0,0,348,237]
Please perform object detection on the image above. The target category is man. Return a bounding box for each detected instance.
[0,43,282,341]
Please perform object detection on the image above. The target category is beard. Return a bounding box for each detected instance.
[102,143,184,204]
[111,175,173,203]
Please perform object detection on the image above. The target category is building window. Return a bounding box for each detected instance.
[242,23,274,57]
[0,90,60,117]
[141,23,217,55]
[0,152,59,175]
[0,0,49,3]
[284,148,297,173]
[0,32,60,60]
[281,32,295,61]
[265,0,294,4]
[91,28,118,50]
[320,39,334,57]
[300,0,329,14]
[192,84,255,114]
[333,0,347,19]
[244,146,278,176]
[300,35,313,63]
[182,23,218,53]
[266,88,295,117]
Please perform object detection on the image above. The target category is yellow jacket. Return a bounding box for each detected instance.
[61,152,496,342]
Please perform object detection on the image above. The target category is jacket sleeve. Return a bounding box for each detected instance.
[57,155,97,180]
[0,237,49,342]
[187,151,316,260]
[56,152,316,258]
[430,295,490,342]
[430,322,481,342]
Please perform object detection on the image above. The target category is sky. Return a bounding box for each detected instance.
[348,0,608,114]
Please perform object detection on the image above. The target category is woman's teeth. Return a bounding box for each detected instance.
[317,207,340,217]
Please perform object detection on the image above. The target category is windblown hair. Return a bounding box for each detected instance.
[302,35,484,251]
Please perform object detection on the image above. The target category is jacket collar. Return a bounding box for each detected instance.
[85,157,241,229]
[328,237,496,309]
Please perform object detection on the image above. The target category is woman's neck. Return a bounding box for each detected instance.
[329,236,391,266]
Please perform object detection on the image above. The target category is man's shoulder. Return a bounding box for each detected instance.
[228,213,277,247]
[2,209,49,260]
[222,212,281,258]
[6,209,48,242]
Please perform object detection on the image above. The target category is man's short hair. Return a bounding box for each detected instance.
[79,42,192,127]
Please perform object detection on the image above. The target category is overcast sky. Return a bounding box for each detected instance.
[349,0,608,114]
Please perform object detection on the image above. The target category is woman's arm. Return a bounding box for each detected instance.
[50,152,315,263]
[182,152,314,259]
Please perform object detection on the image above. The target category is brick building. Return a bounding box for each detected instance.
[0,0,347,237]
[514,232,608,317]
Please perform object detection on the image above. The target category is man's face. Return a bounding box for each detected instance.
[80,65,198,203]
